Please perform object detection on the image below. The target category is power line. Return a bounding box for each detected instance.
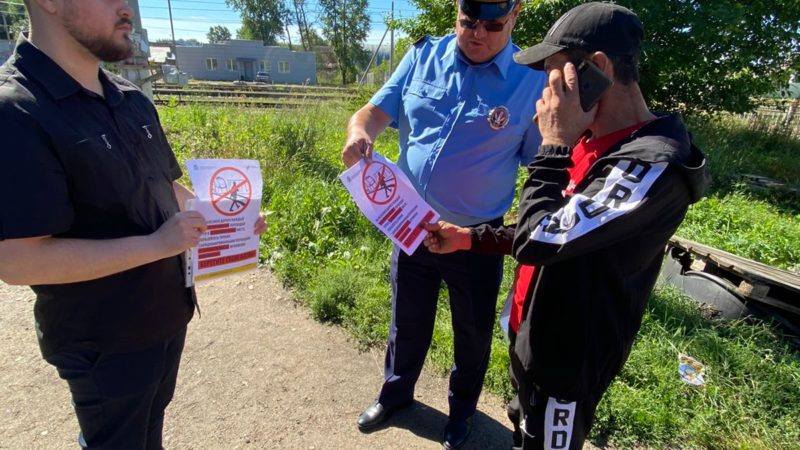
[141,6,235,12]
[141,16,242,24]
[163,0,233,4]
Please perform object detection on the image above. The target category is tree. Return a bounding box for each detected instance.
[207,25,232,43]
[288,0,326,51]
[318,0,370,85]
[305,28,327,48]
[1,1,29,40]
[293,0,313,51]
[396,0,454,44]
[281,5,294,50]
[400,0,800,114]
[227,0,288,46]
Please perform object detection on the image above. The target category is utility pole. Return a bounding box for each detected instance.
[389,0,394,77]
[359,26,389,84]
[167,0,178,68]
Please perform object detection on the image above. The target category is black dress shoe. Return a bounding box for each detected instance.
[442,417,472,450]
[357,399,413,431]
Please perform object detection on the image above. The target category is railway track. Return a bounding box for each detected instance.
[152,81,358,108]
[152,96,311,108]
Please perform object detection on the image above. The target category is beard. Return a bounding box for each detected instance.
[62,8,134,62]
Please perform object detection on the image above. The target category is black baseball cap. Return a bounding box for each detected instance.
[460,0,518,20]
[513,2,643,70]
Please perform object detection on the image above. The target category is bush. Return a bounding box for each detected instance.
[305,264,362,322]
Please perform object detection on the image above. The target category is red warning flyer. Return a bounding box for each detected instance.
[339,153,439,255]
[185,159,262,286]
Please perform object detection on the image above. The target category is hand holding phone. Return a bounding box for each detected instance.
[535,61,603,147]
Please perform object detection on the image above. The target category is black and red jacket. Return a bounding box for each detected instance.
[471,113,709,400]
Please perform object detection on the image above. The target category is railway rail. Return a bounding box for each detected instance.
[152,82,357,108]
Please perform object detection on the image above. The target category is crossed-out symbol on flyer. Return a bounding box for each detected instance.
[210,167,252,216]
[362,161,397,205]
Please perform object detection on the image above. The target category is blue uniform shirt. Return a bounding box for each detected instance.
[370,34,547,226]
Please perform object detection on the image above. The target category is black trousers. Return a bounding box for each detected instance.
[507,330,602,450]
[378,235,504,421]
[45,327,187,450]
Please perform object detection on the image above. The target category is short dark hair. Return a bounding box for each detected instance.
[564,48,640,85]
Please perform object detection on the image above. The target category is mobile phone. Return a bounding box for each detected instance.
[576,60,613,112]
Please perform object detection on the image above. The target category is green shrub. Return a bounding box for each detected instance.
[342,255,394,349]
[305,263,362,323]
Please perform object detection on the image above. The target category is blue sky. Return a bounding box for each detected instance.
[137,0,420,46]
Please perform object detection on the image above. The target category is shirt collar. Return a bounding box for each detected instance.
[99,70,125,107]
[13,35,126,106]
[448,36,515,80]
[490,40,514,80]
[13,35,83,101]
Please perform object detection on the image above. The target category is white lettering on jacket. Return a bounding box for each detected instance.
[531,160,667,245]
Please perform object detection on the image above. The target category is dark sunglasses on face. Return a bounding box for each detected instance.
[458,16,510,33]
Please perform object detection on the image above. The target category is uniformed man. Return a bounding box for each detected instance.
[0,1,265,448]
[341,0,546,448]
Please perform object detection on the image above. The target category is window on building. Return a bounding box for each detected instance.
[226,59,239,72]
[279,61,290,73]
[206,58,218,71]
[259,60,271,73]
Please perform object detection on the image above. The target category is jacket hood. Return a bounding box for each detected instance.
[606,113,710,203]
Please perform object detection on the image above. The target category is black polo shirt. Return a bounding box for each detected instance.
[0,37,194,358]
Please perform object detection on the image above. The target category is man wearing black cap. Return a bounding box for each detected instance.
[341,0,546,448]
[421,2,710,449]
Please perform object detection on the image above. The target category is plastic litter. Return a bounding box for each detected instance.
[678,353,707,386]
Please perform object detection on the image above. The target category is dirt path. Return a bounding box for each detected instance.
[0,268,517,449]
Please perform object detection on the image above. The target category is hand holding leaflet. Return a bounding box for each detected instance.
[339,152,439,255]
[184,159,263,286]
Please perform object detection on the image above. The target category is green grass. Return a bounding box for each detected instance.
[159,104,800,449]
[686,114,800,196]
[595,287,800,449]
[678,192,800,272]
[677,113,800,272]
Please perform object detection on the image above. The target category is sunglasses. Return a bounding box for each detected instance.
[458,16,511,33]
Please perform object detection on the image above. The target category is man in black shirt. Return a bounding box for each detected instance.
[0,1,265,448]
